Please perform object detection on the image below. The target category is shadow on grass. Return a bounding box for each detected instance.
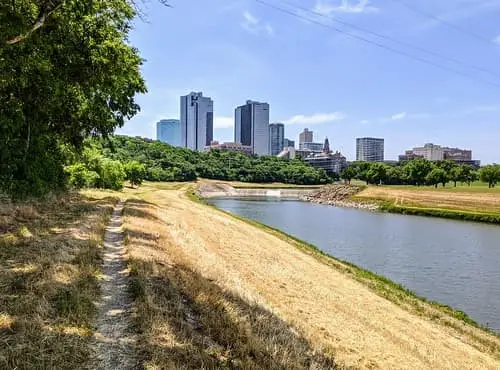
[0,192,118,369]
[124,199,337,370]
[130,261,337,370]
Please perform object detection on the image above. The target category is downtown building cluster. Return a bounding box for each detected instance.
[156,93,291,157]
[156,92,480,174]
[156,92,347,174]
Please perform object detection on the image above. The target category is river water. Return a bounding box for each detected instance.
[207,197,500,332]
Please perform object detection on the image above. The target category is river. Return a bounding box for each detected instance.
[207,197,500,332]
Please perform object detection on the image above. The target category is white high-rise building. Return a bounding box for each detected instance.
[412,143,444,161]
[356,137,385,162]
[235,100,270,156]
[180,92,213,151]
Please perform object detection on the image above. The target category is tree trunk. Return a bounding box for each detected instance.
[435,184,438,188]
[454,181,457,187]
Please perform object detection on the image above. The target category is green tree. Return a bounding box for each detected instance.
[386,166,407,185]
[352,162,372,184]
[480,165,500,188]
[426,168,448,188]
[124,161,146,188]
[100,160,125,191]
[406,159,434,186]
[450,166,463,187]
[65,163,100,188]
[0,0,146,197]
[340,167,356,184]
[366,163,388,185]
[461,165,478,186]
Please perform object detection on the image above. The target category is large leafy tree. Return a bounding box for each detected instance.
[480,165,500,188]
[0,0,147,196]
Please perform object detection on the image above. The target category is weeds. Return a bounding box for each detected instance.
[0,191,118,369]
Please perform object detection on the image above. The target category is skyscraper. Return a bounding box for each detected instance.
[180,92,213,151]
[356,137,384,162]
[269,123,285,155]
[156,119,181,147]
[235,100,270,155]
[299,128,313,149]
[284,138,295,148]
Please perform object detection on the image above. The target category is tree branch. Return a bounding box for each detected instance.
[6,1,63,45]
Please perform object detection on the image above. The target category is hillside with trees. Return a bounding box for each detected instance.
[67,135,332,188]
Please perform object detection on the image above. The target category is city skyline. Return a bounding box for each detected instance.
[118,1,500,163]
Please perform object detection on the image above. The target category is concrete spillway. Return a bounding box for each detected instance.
[198,183,318,199]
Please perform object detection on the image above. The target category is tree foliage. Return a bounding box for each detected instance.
[348,160,481,187]
[0,0,146,197]
[124,161,146,188]
[479,165,500,188]
[88,136,332,185]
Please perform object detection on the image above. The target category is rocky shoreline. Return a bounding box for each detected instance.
[302,184,379,211]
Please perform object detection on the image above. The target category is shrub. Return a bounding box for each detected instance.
[66,164,100,188]
[124,161,146,188]
[100,159,125,191]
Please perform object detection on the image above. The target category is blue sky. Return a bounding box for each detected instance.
[119,0,500,162]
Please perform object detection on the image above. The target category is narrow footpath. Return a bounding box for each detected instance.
[92,201,137,369]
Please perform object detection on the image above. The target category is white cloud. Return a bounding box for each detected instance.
[494,35,500,45]
[360,119,370,124]
[241,11,274,36]
[283,112,345,125]
[313,0,379,15]
[214,116,234,128]
[391,112,407,121]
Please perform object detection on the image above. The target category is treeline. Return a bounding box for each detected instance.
[66,135,331,189]
[341,160,499,188]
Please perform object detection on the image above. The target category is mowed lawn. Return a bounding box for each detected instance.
[356,182,500,214]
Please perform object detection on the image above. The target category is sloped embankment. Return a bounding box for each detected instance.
[303,184,377,210]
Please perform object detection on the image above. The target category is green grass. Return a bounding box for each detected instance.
[377,202,500,224]
[376,181,500,193]
[186,185,499,343]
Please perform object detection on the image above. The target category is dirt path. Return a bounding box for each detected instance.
[139,188,500,369]
[92,201,137,369]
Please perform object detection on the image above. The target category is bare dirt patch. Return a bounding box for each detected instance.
[92,201,138,369]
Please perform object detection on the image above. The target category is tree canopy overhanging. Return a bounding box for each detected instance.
[0,0,146,196]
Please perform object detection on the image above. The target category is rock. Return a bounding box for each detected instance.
[302,184,378,211]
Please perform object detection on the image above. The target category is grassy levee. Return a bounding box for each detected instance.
[122,195,337,369]
[355,185,500,224]
[0,190,119,369]
[187,186,500,356]
[377,201,500,224]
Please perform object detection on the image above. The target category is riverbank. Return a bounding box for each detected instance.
[355,186,500,224]
[182,183,499,368]
[3,183,499,368]
[303,184,379,211]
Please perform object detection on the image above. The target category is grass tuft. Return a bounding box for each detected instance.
[0,190,118,369]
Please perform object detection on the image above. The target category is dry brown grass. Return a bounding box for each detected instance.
[0,190,118,369]
[124,184,500,369]
[124,197,336,369]
[357,186,500,214]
